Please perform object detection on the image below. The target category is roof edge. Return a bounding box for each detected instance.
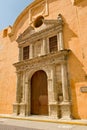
[9,0,44,36]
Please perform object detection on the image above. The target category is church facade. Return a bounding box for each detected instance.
[0,0,87,119]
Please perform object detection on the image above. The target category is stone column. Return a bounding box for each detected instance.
[57,34,60,51]
[41,38,46,55]
[58,30,64,50]
[47,38,50,54]
[24,74,31,116]
[48,67,58,118]
[19,72,26,116]
[60,62,71,119]
[61,63,69,102]
[21,73,25,103]
[29,44,33,59]
[28,80,31,115]
[13,72,21,115]
[19,47,23,61]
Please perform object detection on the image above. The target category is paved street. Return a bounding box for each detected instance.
[0,118,87,130]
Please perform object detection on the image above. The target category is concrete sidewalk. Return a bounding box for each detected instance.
[0,114,87,126]
[0,118,87,130]
[0,119,76,130]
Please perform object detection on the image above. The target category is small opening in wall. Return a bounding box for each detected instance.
[34,16,44,28]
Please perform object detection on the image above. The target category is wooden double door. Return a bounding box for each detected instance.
[31,70,48,115]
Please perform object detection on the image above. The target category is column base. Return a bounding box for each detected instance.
[59,101,71,120]
[13,103,19,116]
[19,103,26,116]
[49,102,59,119]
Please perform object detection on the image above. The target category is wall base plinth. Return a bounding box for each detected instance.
[19,103,26,116]
[13,103,19,116]
[49,102,59,119]
[60,101,71,119]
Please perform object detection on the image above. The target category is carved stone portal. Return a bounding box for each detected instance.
[13,15,71,119]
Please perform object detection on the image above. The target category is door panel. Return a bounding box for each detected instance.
[31,70,48,115]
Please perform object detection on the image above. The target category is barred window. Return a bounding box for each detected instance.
[23,46,29,60]
[49,35,58,53]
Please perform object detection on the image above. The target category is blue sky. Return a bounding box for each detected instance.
[0,0,33,30]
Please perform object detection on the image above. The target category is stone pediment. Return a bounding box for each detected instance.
[17,14,63,44]
[17,26,35,43]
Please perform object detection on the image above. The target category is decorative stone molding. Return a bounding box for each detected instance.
[13,49,71,117]
[13,50,70,73]
[16,21,57,43]
[17,15,63,47]
[29,0,49,24]
[14,14,71,119]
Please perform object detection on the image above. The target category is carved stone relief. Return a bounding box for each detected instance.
[13,14,71,119]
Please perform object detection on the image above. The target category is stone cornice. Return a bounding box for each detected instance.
[13,50,70,72]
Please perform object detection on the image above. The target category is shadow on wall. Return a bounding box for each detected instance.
[63,17,78,49]
[68,52,86,119]
[62,16,87,119]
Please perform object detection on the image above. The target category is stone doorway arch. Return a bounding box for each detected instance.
[31,70,48,115]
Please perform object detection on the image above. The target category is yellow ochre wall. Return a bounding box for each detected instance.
[0,0,87,119]
[0,30,18,113]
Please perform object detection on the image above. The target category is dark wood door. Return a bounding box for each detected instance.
[31,70,48,115]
